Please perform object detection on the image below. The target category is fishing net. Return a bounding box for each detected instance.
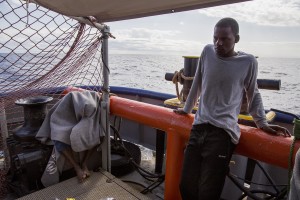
[0,0,105,190]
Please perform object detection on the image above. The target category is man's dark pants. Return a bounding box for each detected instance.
[180,123,236,200]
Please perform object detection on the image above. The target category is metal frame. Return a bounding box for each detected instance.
[100,25,111,171]
[70,16,111,171]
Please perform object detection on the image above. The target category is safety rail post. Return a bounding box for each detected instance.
[165,129,186,200]
[100,25,111,172]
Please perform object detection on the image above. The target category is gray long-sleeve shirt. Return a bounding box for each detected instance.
[183,44,267,144]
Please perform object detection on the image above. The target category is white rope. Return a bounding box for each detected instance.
[172,69,194,103]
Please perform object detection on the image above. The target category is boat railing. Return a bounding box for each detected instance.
[110,95,300,200]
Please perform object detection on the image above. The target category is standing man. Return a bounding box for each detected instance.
[174,17,290,200]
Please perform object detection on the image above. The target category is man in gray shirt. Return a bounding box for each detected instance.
[174,17,290,200]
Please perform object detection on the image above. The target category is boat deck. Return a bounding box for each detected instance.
[17,169,152,200]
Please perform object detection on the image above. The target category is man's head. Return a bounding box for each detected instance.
[214,18,240,57]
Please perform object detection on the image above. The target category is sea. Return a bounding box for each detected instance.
[109,54,300,115]
[1,54,300,115]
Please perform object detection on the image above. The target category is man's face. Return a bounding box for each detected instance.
[213,26,237,57]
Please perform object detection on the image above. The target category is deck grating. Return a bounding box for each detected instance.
[17,169,151,200]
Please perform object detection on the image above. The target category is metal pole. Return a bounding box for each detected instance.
[100,25,111,172]
[67,15,112,172]
[0,99,9,169]
[0,100,8,139]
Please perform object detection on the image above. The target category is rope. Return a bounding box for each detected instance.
[171,69,194,103]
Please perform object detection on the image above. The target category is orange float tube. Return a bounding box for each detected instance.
[110,96,300,200]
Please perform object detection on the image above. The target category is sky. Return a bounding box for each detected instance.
[106,0,300,58]
[1,0,300,58]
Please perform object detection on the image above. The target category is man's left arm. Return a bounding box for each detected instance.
[250,92,291,136]
[245,58,291,137]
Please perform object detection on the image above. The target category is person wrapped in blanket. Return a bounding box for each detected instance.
[36,90,104,185]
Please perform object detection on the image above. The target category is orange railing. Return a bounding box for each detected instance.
[110,96,300,200]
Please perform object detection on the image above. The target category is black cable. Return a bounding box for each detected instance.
[238,190,277,200]
[122,179,147,188]
[227,173,264,200]
[229,171,288,200]
[254,161,281,193]
[134,166,159,181]
[110,123,165,193]
[130,159,163,179]
[113,115,122,133]
[275,187,288,200]
[110,124,164,178]
[232,173,287,187]
[141,176,165,194]
[110,125,124,146]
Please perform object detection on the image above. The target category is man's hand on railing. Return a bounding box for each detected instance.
[260,124,291,137]
[173,108,188,115]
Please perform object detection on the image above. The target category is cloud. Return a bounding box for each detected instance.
[115,28,178,40]
[110,28,203,54]
[238,41,300,58]
[198,0,300,27]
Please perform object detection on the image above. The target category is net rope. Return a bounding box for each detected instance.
[0,1,104,191]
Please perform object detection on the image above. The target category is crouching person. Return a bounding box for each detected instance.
[36,90,104,186]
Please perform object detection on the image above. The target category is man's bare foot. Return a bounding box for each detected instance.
[82,164,91,177]
[74,166,87,182]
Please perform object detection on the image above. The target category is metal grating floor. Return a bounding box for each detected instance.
[18,169,152,200]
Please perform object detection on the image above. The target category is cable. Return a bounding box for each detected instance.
[228,158,289,199]
[232,174,287,187]
[110,123,165,193]
[122,179,147,188]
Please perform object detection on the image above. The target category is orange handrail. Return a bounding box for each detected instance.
[110,96,300,200]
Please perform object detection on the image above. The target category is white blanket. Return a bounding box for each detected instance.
[36,90,103,186]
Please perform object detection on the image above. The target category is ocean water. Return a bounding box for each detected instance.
[109,54,300,115]
[1,54,300,114]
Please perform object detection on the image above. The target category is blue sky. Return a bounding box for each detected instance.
[107,0,300,58]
